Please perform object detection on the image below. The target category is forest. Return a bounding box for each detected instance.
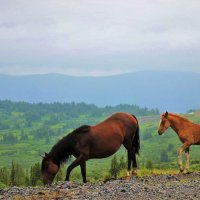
[0,100,159,144]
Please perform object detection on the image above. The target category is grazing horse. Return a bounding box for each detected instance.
[41,112,140,184]
[158,111,200,173]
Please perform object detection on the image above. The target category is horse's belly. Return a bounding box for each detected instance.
[90,151,118,159]
[89,125,126,158]
[89,143,121,158]
[194,141,200,145]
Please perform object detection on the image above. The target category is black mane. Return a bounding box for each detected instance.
[72,125,90,134]
[48,125,90,166]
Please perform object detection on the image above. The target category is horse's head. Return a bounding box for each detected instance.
[41,153,59,185]
[158,111,170,135]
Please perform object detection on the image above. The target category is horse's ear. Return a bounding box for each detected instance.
[40,154,45,159]
[164,111,168,118]
[45,152,49,158]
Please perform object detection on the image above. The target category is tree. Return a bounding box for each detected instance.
[20,130,29,141]
[0,167,9,186]
[160,150,170,162]
[167,143,174,151]
[118,155,127,170]
[10,161,26,186]
[109,155,120,178]
[25,168,30,186]
[3,133,18,144]
[30,162,41,186]
[146,160,153,170]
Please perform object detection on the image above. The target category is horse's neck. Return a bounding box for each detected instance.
[49,136,71,165]
[49,147,64,165]
[169,115,189,135]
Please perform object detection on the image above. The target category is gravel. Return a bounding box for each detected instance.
[0,172,200,200]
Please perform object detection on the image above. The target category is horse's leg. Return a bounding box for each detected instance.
[131,148,137,175]
[183,147,190,174]
[123,141,132,176]
[178,144,189,173]
[178,145,184,172]
[65,154,86,182]
[80,161,86,183]
[127,150,132,176]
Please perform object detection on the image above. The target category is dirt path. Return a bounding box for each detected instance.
[1,172,200,200]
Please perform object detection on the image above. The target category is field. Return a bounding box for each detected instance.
[0,101,200,187]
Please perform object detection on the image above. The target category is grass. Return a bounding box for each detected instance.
[0,110,200,187]
[136,168,180,176]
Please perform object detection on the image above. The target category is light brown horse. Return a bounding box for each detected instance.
[41,112,140,184]
[158,111,200,173]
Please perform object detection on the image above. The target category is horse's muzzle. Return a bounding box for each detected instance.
[158,130,163,135]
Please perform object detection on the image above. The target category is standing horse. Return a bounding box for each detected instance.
[41,112,140,184]
[158,111,200,173]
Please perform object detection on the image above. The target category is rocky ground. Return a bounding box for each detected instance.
[0,172,200,200]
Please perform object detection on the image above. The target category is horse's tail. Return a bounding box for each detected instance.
[131,115,140,155]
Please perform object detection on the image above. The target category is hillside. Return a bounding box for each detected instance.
[1,71,200,112]
[0,101,200,188]
[0,101,159,175]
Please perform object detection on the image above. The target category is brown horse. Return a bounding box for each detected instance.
[158,111,200,173]
[41,112,140,184]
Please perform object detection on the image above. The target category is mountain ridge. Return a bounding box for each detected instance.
[0,71,200,112]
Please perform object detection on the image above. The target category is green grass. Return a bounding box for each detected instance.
[0,107,200,186]
[136,168,180,176]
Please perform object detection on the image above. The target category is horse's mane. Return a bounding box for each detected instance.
[169,113,192,123]
[49,125,90,166]
[72,125,90,134]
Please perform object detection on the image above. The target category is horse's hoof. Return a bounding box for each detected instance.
[126,171,130,177]
[124,176,131,180]
[183,170,190,174]
[132,171,137,176]
[179,169,184,173]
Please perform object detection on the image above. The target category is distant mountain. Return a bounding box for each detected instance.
[0,71,200,113]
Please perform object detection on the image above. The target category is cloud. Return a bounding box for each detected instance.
[0,0,200,76]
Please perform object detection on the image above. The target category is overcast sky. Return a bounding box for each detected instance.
[0,0,200,76]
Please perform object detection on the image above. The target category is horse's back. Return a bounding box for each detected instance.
[91,112,137,135]
[88,112,138,158]
[167,113,200,145]
[99,112,137,125]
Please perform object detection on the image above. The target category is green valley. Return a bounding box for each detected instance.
[0,100,199,187]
